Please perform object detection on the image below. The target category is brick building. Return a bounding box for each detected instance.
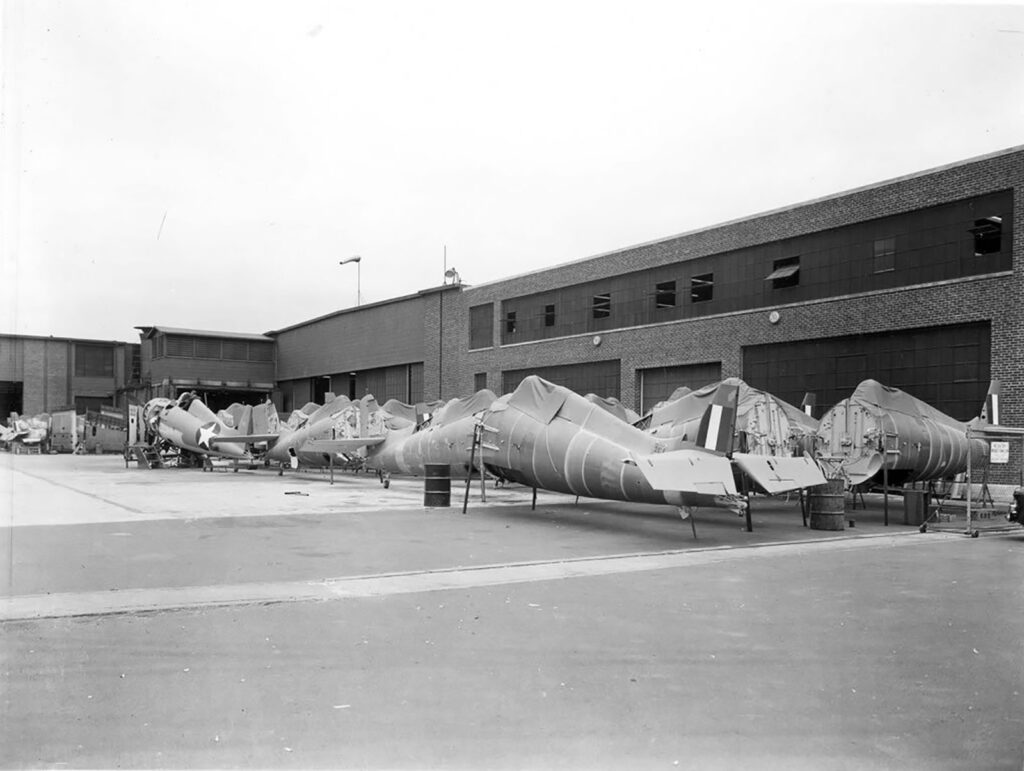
[0,334,140,417]
[6,146,1022,457]
[455,146,1020,428]
[135,327,276,412]
[267,286,459,413]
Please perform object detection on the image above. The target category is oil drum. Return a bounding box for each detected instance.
[809,478,845,531]
[423,463,451,508]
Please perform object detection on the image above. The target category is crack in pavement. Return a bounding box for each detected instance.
[0,532,947,622]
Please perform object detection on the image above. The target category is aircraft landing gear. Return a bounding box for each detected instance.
[677,506,698,539]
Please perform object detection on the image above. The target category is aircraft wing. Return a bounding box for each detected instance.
[634,449,739,496]
[209,433,281,445]
[732,453,826,494]
[302,437,386,454]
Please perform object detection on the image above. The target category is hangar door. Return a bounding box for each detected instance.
[637,362,722,415]
[0,381,22,418]
[743,321,991,421]
[502,360,620,399]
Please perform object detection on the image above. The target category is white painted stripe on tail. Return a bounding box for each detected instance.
[990,393,1000,426]
[703,405,723,450]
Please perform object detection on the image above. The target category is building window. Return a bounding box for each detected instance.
[970,216,1002,256]
[223,340,248,360]
[153,336,165,359]
[248,343,274,362]
[74,395,111,414]
[655,281,676,309]
[195,338,221,359]
[690,273,714,303]
[469,303,494,349]
[75,344,114,377]
[505,311,517,334]
[873,237,896,273]
[766,256,800,289]
[544,304,556,327]
[474,372,487,391]
[592,293,611,319]
[165,335,195,358]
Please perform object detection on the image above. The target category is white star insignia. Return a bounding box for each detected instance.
[195,422,220,450]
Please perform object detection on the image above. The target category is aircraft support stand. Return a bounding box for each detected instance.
[740,475,753,533]
[966,440,975,536]
[531,487,537,511]
[462,423,483,515]
[678,507,698,539]
[883,465,889,526]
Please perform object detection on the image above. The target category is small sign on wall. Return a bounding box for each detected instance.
[990,441,1010,464]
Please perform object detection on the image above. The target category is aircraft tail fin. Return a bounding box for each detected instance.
[801,392,816,418]
[981,380,1001,426]
[694,382,739,454]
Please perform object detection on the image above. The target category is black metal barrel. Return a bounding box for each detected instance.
[423,463,451,508]
[809,478,845,531]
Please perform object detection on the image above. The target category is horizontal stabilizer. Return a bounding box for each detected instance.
[302,437,386,454]
[209,433,281,445]
[733,454,826,494]
[634,450,738,496]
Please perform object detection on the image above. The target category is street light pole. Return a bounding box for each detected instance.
[339,255,362,306]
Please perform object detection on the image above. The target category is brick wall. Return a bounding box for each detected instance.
[456,148,1024,420]
[0,337,24,381]
[20,339,70,414]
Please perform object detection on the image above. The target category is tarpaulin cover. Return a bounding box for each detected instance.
[251,401,280,435]
[584,394,640,424]
[507,376,567,425]
[308,395,353,425]
[647,378,818,444]
[381,399,420,424]
[847,379,968,428]
[430,389,497,427]
[219,403,253,433]
[666,385,692,402]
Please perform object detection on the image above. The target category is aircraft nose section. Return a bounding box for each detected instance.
[842,452,883,486]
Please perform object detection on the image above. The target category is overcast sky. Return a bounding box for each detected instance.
[2,0,1022,342]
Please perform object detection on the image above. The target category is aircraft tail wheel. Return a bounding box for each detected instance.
[971,530,979,538]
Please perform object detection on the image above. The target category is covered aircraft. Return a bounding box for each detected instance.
[583,394,641,424]
[0,413,50,449]
[475,376,825,524]
[143,392,269,463]
[364,390,498,477]
[363,376,825,527]
[816,379,997,486]
[262,394,386,469]
[637,378,819,457]
[210,393,388,471]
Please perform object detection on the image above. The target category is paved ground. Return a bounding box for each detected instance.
[1,453,1023,769]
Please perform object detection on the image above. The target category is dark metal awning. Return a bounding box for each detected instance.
[765,264,800,281]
